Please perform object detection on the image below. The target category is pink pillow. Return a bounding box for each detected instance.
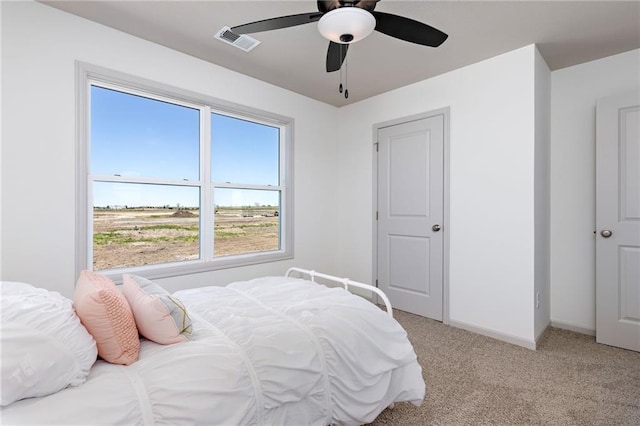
[122,274,192,345]
[73,271,139,365]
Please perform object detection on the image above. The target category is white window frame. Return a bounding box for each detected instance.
[75,62,294,282]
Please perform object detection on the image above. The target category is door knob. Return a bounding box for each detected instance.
[600,229,612,238]
[432,224,441,232]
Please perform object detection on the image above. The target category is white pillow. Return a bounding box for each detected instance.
[0,281,98,406]
[122,274,192,345]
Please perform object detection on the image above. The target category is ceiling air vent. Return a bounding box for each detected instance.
[215,26,260,52]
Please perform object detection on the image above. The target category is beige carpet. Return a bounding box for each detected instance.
[370,310,640,425]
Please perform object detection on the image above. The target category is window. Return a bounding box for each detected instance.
[77,64,293,279]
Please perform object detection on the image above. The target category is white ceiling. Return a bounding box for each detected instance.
[42,0,640,107]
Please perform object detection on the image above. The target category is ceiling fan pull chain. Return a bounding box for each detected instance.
[338,44,344,93]
[344,55,349,99]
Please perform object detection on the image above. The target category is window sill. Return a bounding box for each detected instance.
[97,250,293,284]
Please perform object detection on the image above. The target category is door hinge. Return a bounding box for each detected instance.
[375,279,378,287]
[376,211,379,220]
[374,142,379,152]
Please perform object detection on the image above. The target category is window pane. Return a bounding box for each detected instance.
[214,188,280,257]
[91,86,200,180]
[93,182,199,270]
[211,113,279,185]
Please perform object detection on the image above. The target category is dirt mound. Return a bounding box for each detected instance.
[171,210,195,217]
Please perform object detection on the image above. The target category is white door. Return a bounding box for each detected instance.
[377,115,444,320]
[596,90,640,352]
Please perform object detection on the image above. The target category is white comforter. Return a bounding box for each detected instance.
[2,276,425,425]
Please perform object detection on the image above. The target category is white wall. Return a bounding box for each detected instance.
[550,49,640,333]
[0,1,340,297]
[336,45,543,347]
[534,49,551,340]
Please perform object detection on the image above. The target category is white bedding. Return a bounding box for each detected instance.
[1,276,425,425]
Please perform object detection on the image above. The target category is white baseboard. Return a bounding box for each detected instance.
[535,321,550,347]
[449,319,537,350]
[550,321,596,336]
[447,320,595,350]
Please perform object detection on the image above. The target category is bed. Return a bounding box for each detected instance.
[0,267,425,425]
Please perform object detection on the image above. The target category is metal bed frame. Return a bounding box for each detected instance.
[285,267,393,317]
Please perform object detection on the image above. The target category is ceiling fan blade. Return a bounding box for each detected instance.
[372,11,448,47]
[326,41,349,72]
[231,12,322,34]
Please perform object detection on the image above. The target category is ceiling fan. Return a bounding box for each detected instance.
[231,0,448,75]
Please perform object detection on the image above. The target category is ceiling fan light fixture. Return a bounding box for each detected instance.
[318,7,376,44]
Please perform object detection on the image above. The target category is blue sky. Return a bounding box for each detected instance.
[91,86,280,208]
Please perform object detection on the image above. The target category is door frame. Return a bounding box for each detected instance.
[372,108,451,324]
